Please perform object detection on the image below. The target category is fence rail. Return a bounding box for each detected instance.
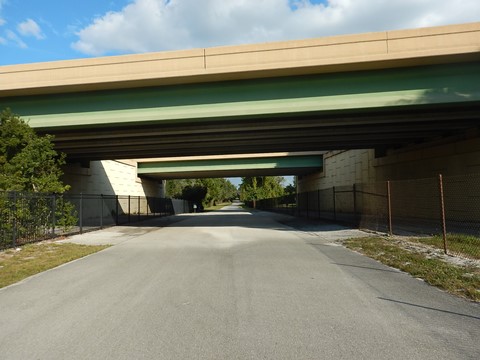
[0,193,190,249]
[254,173,480,259]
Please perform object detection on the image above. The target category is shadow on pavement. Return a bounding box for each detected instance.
[123,208,360,233]
[378,297,480,320]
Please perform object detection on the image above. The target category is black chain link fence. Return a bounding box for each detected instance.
[1,192,191,249]
[255,173,480,259]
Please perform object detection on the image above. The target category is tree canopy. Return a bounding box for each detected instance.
[166,178,238,207]
[239,176,285,202]
[0,109,69,193]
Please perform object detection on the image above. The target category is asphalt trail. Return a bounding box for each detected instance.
[0,204,478,359]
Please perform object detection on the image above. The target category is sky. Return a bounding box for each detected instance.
[1,0,479,66]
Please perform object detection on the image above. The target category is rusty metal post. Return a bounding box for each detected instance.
[387,181,393,235]
[438,174,448,254]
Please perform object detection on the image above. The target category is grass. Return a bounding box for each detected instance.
[204,202,232,211]
[344,236,480,302]
[0,242,109,289]
[409,233,480,260]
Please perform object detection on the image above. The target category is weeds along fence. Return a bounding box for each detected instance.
[0,193,190,249]
[255,173,480,259]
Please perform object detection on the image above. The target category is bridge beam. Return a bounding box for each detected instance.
[137,153,323,180]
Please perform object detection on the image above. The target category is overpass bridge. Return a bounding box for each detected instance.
[0,22,479,178]
[136,152,324,180]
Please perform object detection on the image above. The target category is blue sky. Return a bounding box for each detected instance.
[0,1,131,64]
[1,0,478,66]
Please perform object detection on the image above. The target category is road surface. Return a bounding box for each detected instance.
[0,204,478,359]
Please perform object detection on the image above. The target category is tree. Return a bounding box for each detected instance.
[181,184,208,204]
[166,179,195,199]
[0,109,69,193]
[166,178,238,207]
[199,178,238,207]
[261,176,285,199]
[1,109,76,245]
[284,177,297,195]
[239,176,285,203]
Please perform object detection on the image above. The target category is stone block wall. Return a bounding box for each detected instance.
[298,133,480,192]
[62,160,164,197]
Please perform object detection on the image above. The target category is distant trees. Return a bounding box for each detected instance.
[239,176,285,203]
[284,177,297,195]
[166,178,238,207]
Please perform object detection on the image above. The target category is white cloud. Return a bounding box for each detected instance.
[72,0,480,56]
[0,0,5,27]
[6,30,27,48]
[0,1,6,45]
[17,18,45,39]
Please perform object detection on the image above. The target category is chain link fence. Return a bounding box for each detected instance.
[0,192,191,249]
[256,173,480,259]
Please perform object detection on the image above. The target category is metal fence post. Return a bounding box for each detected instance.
[115,195,119,225]
[306,192,309,218]
[79,193,83,233]
[138,196,141,222]
[353,184,357,225]
[387,181,393,235]
[438,174,448,254]
[51,193,56,237]
[100,194,104,229]
[317,189,321,219]
[128,195,131,223]
[12,191,17,247]
[333,186,337,221]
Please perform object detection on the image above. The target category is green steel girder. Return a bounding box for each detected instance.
[1,62,479,131]
[1,62,479,160]
[137,155,323,179]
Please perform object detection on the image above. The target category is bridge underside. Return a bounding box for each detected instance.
[1,62,480,161]
[53,102,480,161]
[137,154,323,180]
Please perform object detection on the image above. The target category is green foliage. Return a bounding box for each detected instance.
[0,109,68,193]
[166,179,196,199]
[181,184,208,203]
[0,109,77,246]
[55,197,78,232]
[166,178,238,207]
[284,184,296,195]
[239,176,285,201]
[198,178,237,207]
[411,233,480,260]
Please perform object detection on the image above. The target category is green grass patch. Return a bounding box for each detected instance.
[345,237,480,302]
[409,234,480,260]
[204,202,232,211]
[0,242,109,289]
